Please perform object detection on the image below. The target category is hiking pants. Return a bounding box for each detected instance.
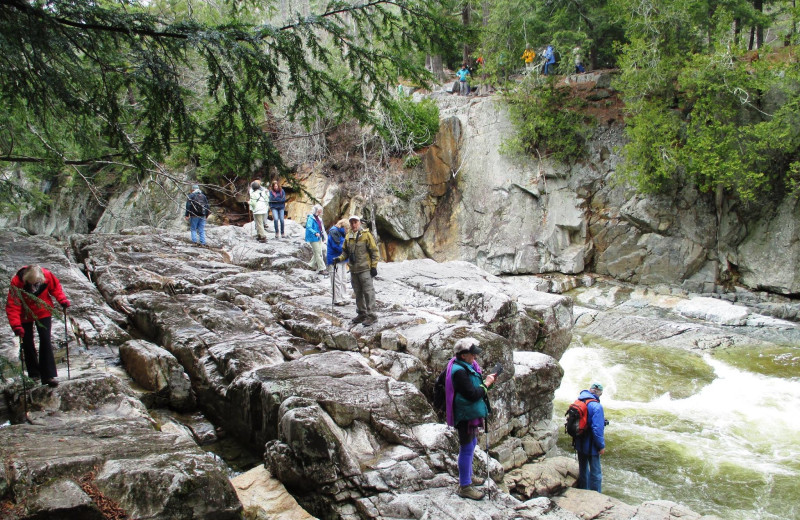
[308,241,326,272]
[459,80,469,96]
[329,263,348,304]
[577,452,602,492]
[21,317,57,382]
[190,216,207,245]
[254,213,267,239]
[456,422,478,486]
[350,270,376,318]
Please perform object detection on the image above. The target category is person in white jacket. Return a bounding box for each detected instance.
[249,180,270,242]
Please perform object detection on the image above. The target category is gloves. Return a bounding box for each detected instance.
[370,267,378,277]
[61,300,71,309]
[12,326,24,338]
[331,258,339,265]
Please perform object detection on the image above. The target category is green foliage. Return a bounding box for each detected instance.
[403,154,423,169]
[377,96,440,154]
[502,77,595,163]
[0,0,457,197]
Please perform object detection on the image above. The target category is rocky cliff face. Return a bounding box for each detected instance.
[360,77,800,298]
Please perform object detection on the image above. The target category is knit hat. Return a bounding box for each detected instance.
[453,338,481,356]
[191,184,200,191]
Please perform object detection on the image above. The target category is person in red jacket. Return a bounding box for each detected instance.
[6,265,70,387]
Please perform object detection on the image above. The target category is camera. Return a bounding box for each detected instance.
[604,419,610,426]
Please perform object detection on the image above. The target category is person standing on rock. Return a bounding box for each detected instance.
[327,219,350,306]
[456,63,470,96]
[575,382,606,492]
[248,180,269,242]
[269,179,287,239]
[444,338,497,500]
[185,184,210,247]
[5,265,71,388]
[333,215,379,326]
[305,204,327,275]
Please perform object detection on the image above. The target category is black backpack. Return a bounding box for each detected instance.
[432,368,447,415]
[189,192,210,217]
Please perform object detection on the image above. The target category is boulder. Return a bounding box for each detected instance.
[506,456,579,498]
[231,466,318,520]
[120,339,195,411]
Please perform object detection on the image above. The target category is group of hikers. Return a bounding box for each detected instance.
[9,182,605,502]
[455,45,586,95]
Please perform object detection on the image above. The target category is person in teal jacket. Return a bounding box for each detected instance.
[444,338,497,500]
[305,204,327,275]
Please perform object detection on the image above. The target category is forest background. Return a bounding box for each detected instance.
[1,0,799,216]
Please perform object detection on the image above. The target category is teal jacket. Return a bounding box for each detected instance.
[451,361,488,424]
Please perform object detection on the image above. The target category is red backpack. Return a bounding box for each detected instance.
[564,397,598,444]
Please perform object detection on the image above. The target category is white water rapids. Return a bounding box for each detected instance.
[555,344,800,520]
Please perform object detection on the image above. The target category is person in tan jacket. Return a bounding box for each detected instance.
[333,215,380,326]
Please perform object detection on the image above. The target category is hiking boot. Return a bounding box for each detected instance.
[362,316,377,326]
[352,314,367,324]
[43,378,59,388]
[457,485,485,500]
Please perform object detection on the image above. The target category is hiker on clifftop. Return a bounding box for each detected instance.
[575,383,606,492]
[332,215,379,326]
[6,265,71,388]
[445,338,497,500]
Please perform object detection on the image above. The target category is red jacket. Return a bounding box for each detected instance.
[6,266,69,329]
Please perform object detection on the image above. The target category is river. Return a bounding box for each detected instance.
[553,291,800,520]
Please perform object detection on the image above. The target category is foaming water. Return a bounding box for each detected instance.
[556,345,800,520]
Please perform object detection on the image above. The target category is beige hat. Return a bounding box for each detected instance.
[453,338,482,356]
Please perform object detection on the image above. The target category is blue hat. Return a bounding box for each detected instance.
[590,382,604,391]
[192,184,200,191]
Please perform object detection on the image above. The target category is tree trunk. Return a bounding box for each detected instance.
[754,0,764,48]
[427,54,446,82]
[462,4,471,64]
[734,18,741,46]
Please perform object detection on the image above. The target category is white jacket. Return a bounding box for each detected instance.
[249,187,269,215]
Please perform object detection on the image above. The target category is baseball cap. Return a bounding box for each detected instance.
[348,215,361,222]
[453,338,482,356]
[590,382,604,391]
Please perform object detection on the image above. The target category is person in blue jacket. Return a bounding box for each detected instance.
[543,45,556,75]
[444,338,497,500]
[456,63,470,96]
[305,205,327,275]
[575,382,606,492]
[326,219,349,305]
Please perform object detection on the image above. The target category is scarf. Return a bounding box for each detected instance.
[444,356,484,430]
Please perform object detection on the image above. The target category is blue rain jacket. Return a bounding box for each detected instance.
[575,389,606,455]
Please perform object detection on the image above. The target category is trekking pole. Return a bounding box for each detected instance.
[18,337,32,424]
[485,417,491,498]
[331,262,336,308]
[64,307,71,380]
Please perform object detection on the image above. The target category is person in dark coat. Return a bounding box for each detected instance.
[575,382,606,492]
[444,338,497,500]
[5,265,71,387]
[326,219,349,306]
[185,184,210,246]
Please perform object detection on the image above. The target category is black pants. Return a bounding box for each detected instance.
[21,317,57,382]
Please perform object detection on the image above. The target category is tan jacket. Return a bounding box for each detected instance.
[337,229,379,274]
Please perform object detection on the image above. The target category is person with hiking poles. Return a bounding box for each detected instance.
[574,382,606,492]
[249,180,270,242]
[332,215,380,326]
[327,219,349,306]
[444,338,497,500]
[5,265,71,388]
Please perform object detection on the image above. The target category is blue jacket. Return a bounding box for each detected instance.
[326,226,346,265]
[269,188,286,210]
[305,214,323,242]
[576,389,605,455]
[545,45,556,65]
[451,361,488,424]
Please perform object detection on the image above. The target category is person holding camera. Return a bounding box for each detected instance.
[575,382,607,492]
[443,338,497,500]
[5,265,71,387]
[333,215,379,326]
